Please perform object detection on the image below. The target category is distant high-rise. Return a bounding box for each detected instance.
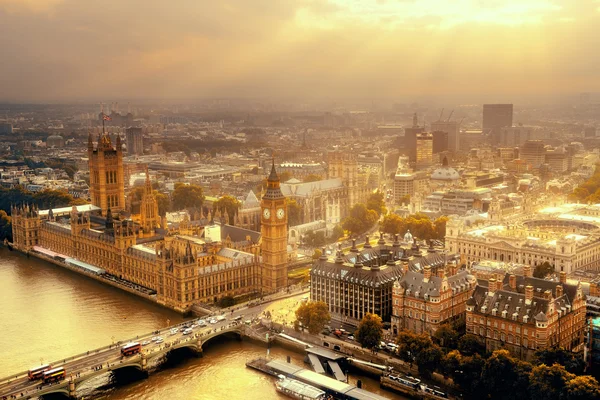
[431,131,449,154]
[404,112,424,162]
[415,132,433,169]
[126,127,144,155]
[0,122,13,135]
[431,120,460,152]
[483,104,513,144]
[520,140,546,169]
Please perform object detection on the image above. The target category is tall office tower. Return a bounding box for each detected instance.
[432,131,449,154]
[415,133,433,170]
[483,104,513,145]
[404,112,424,162]
[88,133,125,215]
[431,120,460,152]
[260,160,288,293]
[126,127,144,155]
[520,140,546,169]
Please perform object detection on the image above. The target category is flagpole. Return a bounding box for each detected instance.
[102,114,105,135]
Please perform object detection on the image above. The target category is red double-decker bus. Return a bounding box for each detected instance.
[42,367,66,383]
[28,364,51,380]
[121,342,142,357]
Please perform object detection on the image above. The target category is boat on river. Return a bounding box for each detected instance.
[275,375,328,400]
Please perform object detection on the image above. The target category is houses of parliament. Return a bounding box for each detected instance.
[11,132,289,312]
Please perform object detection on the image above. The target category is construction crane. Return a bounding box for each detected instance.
[438,108,444,122]
[458,117,465,126]
[446,109,454,122]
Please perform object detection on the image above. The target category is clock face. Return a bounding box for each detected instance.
[263,208,271,219]
[277,208,285,219]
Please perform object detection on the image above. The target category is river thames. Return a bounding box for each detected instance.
[0,248,404,399]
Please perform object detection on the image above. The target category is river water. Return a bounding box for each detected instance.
[0,248,403,399]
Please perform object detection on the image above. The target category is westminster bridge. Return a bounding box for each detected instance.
[0,312,272,399]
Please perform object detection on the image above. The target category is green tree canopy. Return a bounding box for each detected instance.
[172,183,205,211]
[304,230,326,248]
[330,224,344,241]
[458,333,485,356]
[303,174,322,182]
[366,191,386,217]
[533,261,555,279]
[287,199,303,226]
[312,248,322,260]
[355,313,383,349]
[564,375,600,400]
[380,212,446,241]
[342,204,378,236]
[528,363,575,400]
[482,350,532,400]
[155,192,170,217]
[295,301,331,335]
[533,347,585,374]
[433,324,460,349]
[0,210,12,242]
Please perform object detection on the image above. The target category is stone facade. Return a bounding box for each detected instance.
[88,133,125,215]
[466,270,586,361]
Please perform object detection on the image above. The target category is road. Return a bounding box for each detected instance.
[0,292,307,400]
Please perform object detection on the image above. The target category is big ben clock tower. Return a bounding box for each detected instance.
[260,159,288,293]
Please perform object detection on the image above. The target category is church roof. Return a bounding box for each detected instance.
[243,190,260,209]
[280,178,344,197]
[219,223,261,244]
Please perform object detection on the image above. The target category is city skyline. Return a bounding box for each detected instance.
[0,0,599,102]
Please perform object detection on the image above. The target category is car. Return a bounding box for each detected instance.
[183,328,193,335]
[151,336,160,342]
[210,319,218,324]
[169,329,178,336]
[141,340,151,346]
[190,324,197,329]
[347,335,355,341]
[197,319,206,326]
[155,337,164,344]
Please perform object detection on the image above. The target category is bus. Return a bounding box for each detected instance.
[42,367,66,384]
[121,342,142,357]
[28,364,51,380]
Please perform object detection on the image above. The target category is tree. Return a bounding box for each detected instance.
[355,313,383,349]
[397,194,410,205]
[564,375,600,400]
[304,230,326,247]
[342,204,378,236]
[416,344,444,379]
[458,334,485,356]
[330,224,344,241]
[214,195,241,225]
[534,261,555,278]
[482,350,532,400]
[0,210,12,242]
[287,199,303,226]
[533,347,586,374]
[312,248,322,260]
[433,216,448,240]
[528,363,575,400]
[381,214,405,235]
[32,189,75,209]
[433,324,459,349]
[217,296,235,307]
[444,352,487,397]
[172,183,204,211]
[155,192,170,217]
[295,301,331,335]
[303,174,322,182]
[366,191,386,217]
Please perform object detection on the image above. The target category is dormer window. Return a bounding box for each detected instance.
[502,310,508,318]
[523,315,529,323]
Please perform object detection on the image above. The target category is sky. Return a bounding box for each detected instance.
[0,0,599,103]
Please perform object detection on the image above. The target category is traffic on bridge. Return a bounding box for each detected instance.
[0,294,294,400]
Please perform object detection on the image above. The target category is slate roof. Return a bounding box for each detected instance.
[280,178,344,198]
[310,241,457,288]
[219,223,261,244]
[467,275,581,326]
[242,190,260,209]
[398,270,476,299]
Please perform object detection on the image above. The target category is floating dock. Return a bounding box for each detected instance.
[246,358,388,400]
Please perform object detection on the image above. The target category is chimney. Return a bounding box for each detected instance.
[556,285,563,298]
[423,265,431,281]
[438,267,446,279]
[489,278,497,293]
[544,289,552,300]
[559,271,567,284]
[525,285,534,304]
[509,274,517,291]
[524,265,532,277]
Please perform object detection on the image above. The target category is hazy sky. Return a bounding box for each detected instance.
[0,0,599,102]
